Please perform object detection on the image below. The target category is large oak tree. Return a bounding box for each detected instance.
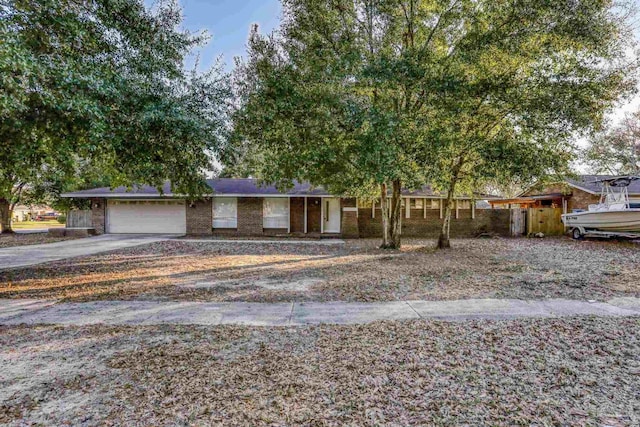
[0,0,231,232]
[230,0,636,248]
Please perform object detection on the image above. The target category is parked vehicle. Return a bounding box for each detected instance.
[34,212,59,221]
[562,176,640,239]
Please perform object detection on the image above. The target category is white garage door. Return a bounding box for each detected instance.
[107,200,186,234]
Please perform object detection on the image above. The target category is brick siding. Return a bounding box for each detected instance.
[358,208,510,238]
[290,197,305,233]
[340,198,359,238]
[186,199,213,235]
[307,197,321,233]
[567,188,599,211]
[237,197,263,235]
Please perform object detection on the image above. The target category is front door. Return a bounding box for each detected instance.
[323,198,341,233]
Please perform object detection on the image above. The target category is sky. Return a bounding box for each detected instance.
[165,0,282,71]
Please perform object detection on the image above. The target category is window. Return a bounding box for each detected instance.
[457,200,471,209]
[430,199,440,209]
[410,198,424,209]
[263,198,289,228]
[212,197,237,228]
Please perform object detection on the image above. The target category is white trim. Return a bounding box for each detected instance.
[342,207,358,212]
[287,197,291,233]
[304,196,308,234]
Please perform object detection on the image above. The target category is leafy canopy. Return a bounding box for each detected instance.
[0,0,231,210]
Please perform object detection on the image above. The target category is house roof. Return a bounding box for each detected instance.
[564,175,640,195]
[61,178,501,199]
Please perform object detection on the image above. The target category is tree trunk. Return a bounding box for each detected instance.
[437,186,455,249]
[379,183,389,247]
[0,198,13,234]
[388,179,402,249]
[380,179,402,249]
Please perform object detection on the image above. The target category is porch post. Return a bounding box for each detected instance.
[405,197,410,218]
[287,197,291,233]
[472,200,476,219]
[455,199,459,219]
[372,200,375,218]
[320,197,324,234]
[304,196,308,234]
[423,198,426,218]
[439,199,443,219]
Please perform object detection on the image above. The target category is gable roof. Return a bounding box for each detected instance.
[61,178,501,199]
[564,175,640,195]
[519,175,640,197]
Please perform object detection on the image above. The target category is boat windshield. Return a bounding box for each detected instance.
[588,177,637,212]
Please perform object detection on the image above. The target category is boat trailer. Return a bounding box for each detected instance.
[569,226,640,240]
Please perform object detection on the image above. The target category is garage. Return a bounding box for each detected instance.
[107,200,186,234]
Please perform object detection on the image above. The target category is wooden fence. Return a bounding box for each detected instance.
[509,208,527,236]
[526,207,565,236]
[66,210,92,228]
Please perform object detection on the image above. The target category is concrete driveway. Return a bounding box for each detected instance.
[0,234,180,270]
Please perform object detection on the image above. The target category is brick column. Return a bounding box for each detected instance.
[186,199,213,235]
[340,198,359,238]
[90,198,106,234]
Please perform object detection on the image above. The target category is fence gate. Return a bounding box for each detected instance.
[527,207,564,236]
[510,208,527,236]
[66,210,92,228]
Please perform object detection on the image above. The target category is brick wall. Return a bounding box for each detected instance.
[90,198,106,234]
[341,198,359,238]
[358,208,510,238]
[186,199,213,235]
[237,197,263,235]
[290,197,305,233]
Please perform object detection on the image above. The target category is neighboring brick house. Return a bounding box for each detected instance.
[62,178,508,238]
[490,175,640,212]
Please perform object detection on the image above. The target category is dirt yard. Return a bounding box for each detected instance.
[1,317,638,426]
[0,237,639,302]
[0,233,77,249]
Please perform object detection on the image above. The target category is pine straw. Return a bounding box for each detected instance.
[1,317,638,425]
[1,237,638,303]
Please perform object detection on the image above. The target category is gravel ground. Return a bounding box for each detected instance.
[0,233,77,248]
[0,237,638,302]
[0,317,638,426]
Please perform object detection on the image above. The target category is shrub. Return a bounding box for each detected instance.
[57,215,66,224]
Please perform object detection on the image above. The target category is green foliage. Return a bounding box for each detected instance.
[56,215,67,224]
[583,111,640,175]
[230,0,637,247]
[0,0,231,231]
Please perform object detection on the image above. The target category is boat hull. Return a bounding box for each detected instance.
[561,209,640,232]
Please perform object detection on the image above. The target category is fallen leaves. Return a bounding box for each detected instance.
[1,317,639,425]
[0,238,638,303]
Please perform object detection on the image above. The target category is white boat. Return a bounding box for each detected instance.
[561,176,640,237]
